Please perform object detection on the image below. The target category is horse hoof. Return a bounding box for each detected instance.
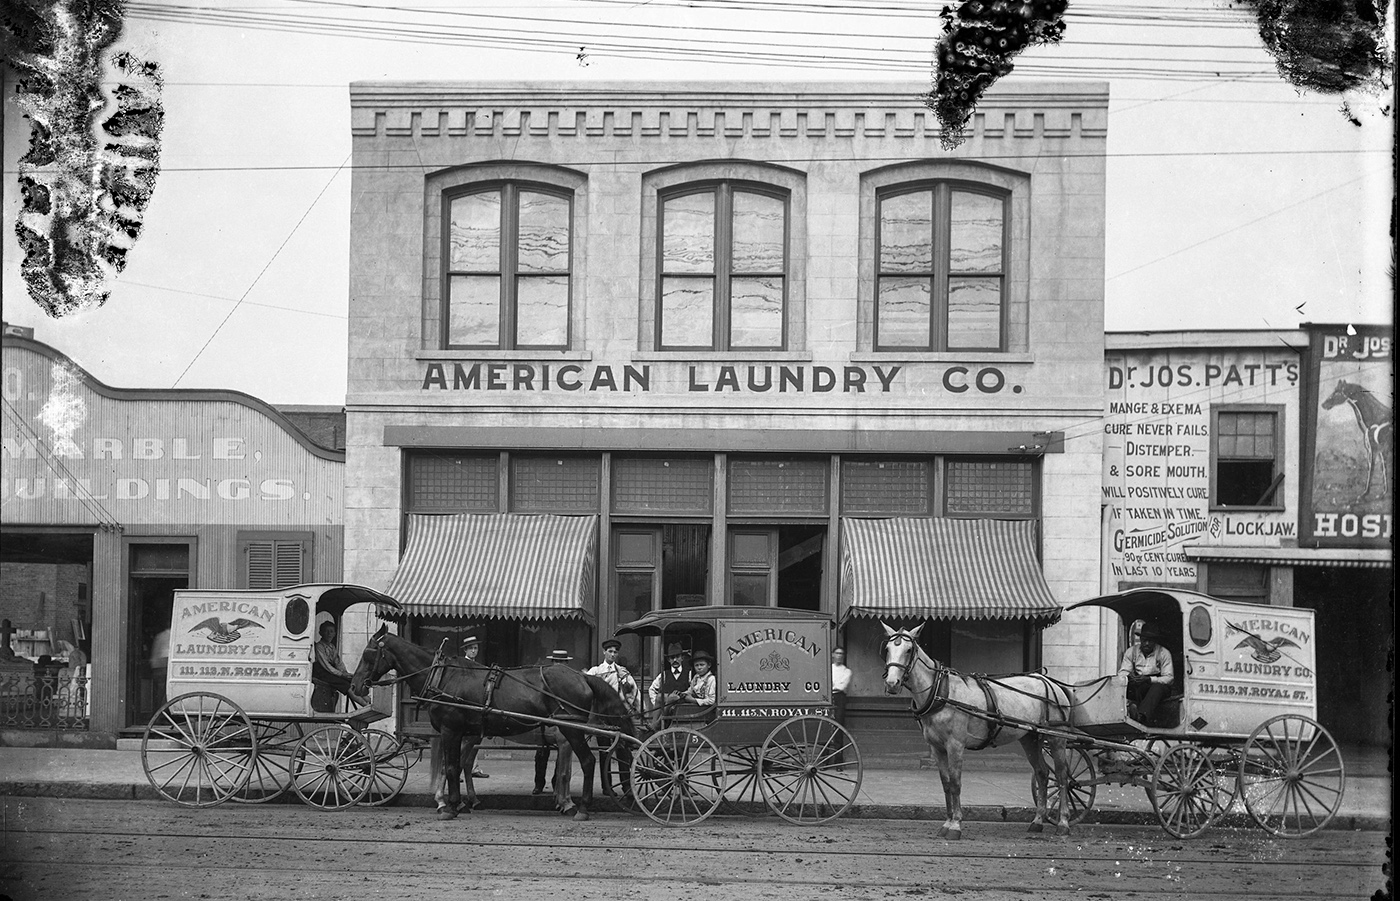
[1055,824,1071,837]
[936,826,948,838]
[945,829,962,841]
[436,807,457,821]
[1027,822,1044,834]
[573,809,590,822]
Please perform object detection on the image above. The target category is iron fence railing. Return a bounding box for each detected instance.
[0,665,91,730]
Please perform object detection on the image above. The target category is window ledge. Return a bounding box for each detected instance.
[633,351,814,363]
[849,352,1035,364]
[416,350,593,362]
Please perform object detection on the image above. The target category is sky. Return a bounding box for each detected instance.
[1,0,1393,405]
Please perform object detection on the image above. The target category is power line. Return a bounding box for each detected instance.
[172,153,351,387]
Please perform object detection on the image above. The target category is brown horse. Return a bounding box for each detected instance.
[880,622,1076,839]
[350,626,634,821]
[1322,379,1393,501]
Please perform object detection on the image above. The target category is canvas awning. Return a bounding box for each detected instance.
[840,517,1062,624]
[385,513,598,620]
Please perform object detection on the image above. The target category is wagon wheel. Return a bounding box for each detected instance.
[141,692,255,808]
[758,716,862,825]
[719,745,773,817]
[1239,715,1345,837]
[1041,745,1097,825]
[290,724,375,810]
[629,727,726,826]
[231,722,303,803]
[359,729,415,806]
[1151,745,1231,839]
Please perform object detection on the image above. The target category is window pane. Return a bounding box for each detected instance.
[618,572,654,623]
[448,191,501,271]
[879,191,933,273]
[945,459,1034,515]
[731,574,769,607]
[841,460,931,514]
[732,532,771,567]
[660,277,714,347]
[616,532,657,568]
[408,454,498,511]
[877,277,931,348]
[950,191,1003,273]
[511,455,600,511]
[729,276,784,348]
[517,191,569,273]
[662,192,715,274]
[947,277,1002,349]
[515,275,568,347]
[1217,460,1276,506]
[448,275,500,345]
[732,191,784,272]
[612,457,713,514]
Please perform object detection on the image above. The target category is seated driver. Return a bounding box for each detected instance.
[1118,621,1173,724]
[313,621,369,709]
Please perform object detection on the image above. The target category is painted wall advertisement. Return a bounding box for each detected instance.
[1300,325,1393,548]
[1103,350,1300,587]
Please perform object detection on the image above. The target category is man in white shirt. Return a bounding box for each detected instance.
[1118,622,1174,724]
[585,638,640,714]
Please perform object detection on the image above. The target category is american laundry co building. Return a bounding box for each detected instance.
[344,82,1109,737]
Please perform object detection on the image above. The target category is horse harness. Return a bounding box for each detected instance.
[908,658,1072,751]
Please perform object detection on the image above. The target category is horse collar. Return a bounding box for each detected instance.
[912,666,949,718]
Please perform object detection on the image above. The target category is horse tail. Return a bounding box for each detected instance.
[582,672,637,739]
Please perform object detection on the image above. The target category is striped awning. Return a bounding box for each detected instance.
[840,517,1062,623]
[1185,545,1392,569]
[386,514,598,620]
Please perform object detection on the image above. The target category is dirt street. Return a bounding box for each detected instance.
[0,797,1388,901]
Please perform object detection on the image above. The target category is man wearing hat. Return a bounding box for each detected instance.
[585,639,640,715]
[533,650,575,795]
[459,632,489,779]
[1117,621,1174,724]
[647,642,692,728]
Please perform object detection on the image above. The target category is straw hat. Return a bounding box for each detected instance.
[545,649,574,663]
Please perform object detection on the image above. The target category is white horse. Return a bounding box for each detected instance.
[880,622,1076,839]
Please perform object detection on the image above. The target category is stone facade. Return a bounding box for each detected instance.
[345,82,1110,713]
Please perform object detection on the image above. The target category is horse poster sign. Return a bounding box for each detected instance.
[1300,325,1393,548]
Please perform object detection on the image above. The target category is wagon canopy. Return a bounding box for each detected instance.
[384,513,597,621]
[839,517,1061,624]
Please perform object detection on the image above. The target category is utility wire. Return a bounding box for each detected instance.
[1,398,124,530]
[172,153,351,388]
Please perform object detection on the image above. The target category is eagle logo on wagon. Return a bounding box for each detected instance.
[191,617,266,644]
[1226,620,1300,664]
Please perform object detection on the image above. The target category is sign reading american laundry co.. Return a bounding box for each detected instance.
[421,361,1026,395]
[421,361,906,393]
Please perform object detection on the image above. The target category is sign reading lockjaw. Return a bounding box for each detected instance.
[422,362,903,393]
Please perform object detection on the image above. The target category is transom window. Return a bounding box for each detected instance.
[659,182,788,351]
[876,184,1006,351]
[444,183,571,349]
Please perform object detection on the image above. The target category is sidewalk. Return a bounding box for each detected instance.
[0,742,1389,831]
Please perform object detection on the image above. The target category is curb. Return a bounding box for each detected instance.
[0,781,1388,833]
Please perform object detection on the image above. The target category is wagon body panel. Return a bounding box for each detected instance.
[167,584,399,719]
[1066,588,1318,740]
[618,606,836,733]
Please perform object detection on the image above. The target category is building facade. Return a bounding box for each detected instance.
[1102,326,1392,745]
[0,332,346,744]
[345,82,1109,738]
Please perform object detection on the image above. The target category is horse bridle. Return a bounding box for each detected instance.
[881,632,930,686]
[359,635,431,688]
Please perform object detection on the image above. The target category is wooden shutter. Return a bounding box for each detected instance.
[245,539,305,590]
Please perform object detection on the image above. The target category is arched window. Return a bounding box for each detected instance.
[443,181,572,349]
[658,182,789,351]
[876,183,1008,352]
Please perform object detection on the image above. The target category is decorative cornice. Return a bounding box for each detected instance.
[349,81,1109,141]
